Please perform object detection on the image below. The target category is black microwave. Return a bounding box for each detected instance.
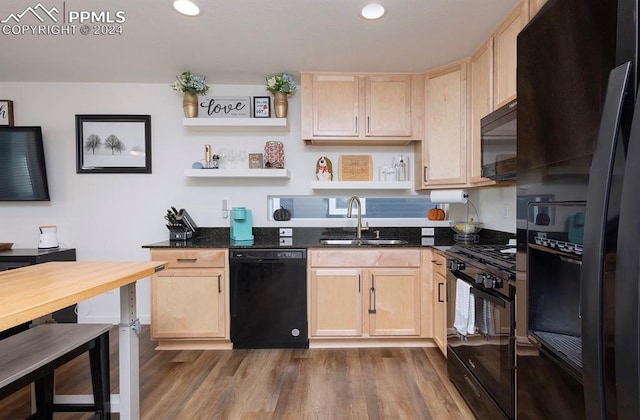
[481,99,517,180]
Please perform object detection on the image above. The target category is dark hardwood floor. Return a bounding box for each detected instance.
[0,326,474,419]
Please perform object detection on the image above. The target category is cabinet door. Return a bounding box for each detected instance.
[529,0,547,19]
[469,40,497,185]
[151,269,226,339]
[368,268,421,336]
[309,268,363,337]
[420,62,468,187]
[312,74,359,137]
[493,2,528,108]
[365,75,412,137]
[431,253,447,355]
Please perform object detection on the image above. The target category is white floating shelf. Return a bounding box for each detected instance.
[183,117,287,127]
[310,181,414,190]
[184,169,290,178]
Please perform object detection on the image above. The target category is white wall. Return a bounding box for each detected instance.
[0,82,422,323]
[443,186,516,234]
[0,82,515,322]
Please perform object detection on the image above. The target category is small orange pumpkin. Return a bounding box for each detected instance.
[427,206,445,221]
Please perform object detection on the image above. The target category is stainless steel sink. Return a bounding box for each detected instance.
[319,238,408,246]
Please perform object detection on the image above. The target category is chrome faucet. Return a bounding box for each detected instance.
[347,196,369,239]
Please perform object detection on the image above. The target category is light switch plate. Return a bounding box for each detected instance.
[280,237,293,246]
[279,228,292,237]
[421,227,435,236]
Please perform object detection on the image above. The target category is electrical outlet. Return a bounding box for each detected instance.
[280,237,293,246]
[421,237,435,246]
[421,227,435,236]
[279,228,292,237]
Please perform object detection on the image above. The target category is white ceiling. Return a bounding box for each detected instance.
[0,0,519,84]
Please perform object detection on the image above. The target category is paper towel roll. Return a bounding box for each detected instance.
[430,189,468,204]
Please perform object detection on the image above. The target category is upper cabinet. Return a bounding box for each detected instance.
[301,72,424,145]
[493,1,529,108]
[468,39,497,186]
[307,74,359,137]
[529,0,547,18]
[365,75,413,137]
[415,62,468,189]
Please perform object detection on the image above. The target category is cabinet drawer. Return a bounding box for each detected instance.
[431,251,447,277]
[309,249,420,268]
[150,249,226,268]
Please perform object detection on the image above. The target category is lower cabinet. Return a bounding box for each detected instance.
[431,250,448,356]
[368,268,422,336]
[150,249,230,350]
[310,268,363,336]
[308,248,427,345]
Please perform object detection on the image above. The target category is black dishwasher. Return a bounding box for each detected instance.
[229,248,308,349]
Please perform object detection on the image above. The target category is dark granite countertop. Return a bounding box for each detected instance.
[143,227,514,250]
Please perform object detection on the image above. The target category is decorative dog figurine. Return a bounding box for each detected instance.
[316,156,333,181]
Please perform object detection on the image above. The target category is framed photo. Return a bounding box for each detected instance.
[76,115,151,174]
[253,96,271,118]
[249,153,264,169]
[0,100,14,126]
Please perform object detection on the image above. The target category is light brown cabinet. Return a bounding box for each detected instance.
[301,72,424,145]
[493,2,528,108]
[528,0,547,18]
[149,249,230,350]
[308,249,425,343]
[430,250,448,356]
[415,62,468,189]
[468,39,498,186]
[309,268,363,337]
[368,268,422,336]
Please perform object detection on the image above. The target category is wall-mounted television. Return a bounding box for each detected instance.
[0,126,51,201]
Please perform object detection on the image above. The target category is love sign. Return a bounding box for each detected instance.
[198,96,251,118]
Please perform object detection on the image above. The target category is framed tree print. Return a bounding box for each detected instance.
[76,114,152,173]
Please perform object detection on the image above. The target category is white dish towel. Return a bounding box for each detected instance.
[453,278,475,338]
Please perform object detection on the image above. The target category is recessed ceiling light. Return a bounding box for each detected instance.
[361,3,385,20]
[173,0,200,16]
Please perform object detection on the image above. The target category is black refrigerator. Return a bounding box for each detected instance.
[516,0,639,419]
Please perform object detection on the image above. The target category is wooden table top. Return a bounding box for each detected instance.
[0,261,167,331]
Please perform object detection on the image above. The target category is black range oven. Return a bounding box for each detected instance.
[445,244,516,419]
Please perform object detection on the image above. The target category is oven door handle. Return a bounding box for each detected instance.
[470,287,506,308]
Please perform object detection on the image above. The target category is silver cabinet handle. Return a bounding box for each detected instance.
[369,274,376,314]
[423,166,429,182]
[355,116,358,134]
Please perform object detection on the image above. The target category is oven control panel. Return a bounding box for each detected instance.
[475,273,503,289]
[448,259,465,271]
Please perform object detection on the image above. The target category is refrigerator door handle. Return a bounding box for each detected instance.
[582,61,632,420]
[615,70,640,420]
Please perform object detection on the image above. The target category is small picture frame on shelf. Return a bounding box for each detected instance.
[249,153,264,169]
[253,96,271,118]
[0,100,14,126]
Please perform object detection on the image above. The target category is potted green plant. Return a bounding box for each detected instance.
[171,71,210,118]
[265,73,296,118]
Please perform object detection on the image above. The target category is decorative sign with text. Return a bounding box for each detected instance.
[338,155,373,181]
[0,100,14,126]
[198,96,251,118]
